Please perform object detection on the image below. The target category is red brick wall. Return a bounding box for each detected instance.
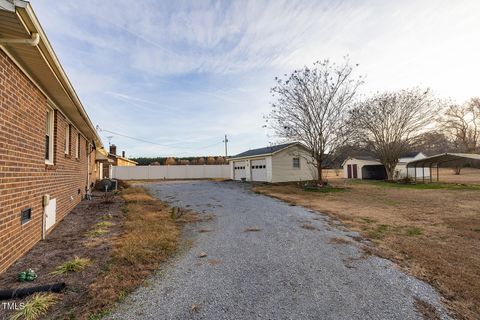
[0,49,95,273]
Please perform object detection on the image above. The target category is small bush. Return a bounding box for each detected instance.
[10,293,58,320]
[52,257,90,275]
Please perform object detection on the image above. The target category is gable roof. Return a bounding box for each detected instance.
[229,142,300,160]
[400,151,422,158]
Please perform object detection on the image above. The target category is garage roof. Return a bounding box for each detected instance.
[0,0,102,147]
[406,153,480,167]
[229,142,301,160]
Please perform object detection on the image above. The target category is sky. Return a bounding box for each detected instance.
[32,0,480,158]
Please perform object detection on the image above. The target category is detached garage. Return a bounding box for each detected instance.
[229,142,315,183]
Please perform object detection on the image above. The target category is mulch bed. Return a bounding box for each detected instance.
[0,191,124,320]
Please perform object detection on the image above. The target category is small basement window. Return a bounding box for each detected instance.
[21,208,32,224]
[293,157,300,168]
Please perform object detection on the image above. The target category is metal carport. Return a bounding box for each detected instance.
[406,153,480,182]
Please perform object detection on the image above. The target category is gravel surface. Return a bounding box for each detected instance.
[108,181,450,320]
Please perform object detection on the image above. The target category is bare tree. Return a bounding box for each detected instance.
[350,88,438,180]
[266,58,362,184]
[197,157,206,165]
[441,98,480,153]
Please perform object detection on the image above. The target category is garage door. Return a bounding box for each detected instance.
[251,159,267,181]
[234,161,246,180]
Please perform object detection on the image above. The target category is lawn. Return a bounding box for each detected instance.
[252,178,480,320]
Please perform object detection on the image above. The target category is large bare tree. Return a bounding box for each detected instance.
[350,88,438,180]
[441,98,480,153]
[266,59,362,183]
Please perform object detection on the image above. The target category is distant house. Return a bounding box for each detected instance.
[0,1,102,273]
[229,142,315,183]
[342,152,430,180]
[96,144,138,179]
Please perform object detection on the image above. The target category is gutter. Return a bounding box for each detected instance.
[0,32,39,46]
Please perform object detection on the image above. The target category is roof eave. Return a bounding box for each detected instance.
[1,2,103,148]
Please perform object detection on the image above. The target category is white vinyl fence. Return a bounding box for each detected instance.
[112,165,231,180]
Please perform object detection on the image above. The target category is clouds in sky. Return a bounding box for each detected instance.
[32,0,480,157]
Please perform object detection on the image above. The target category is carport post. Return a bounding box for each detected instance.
[437,165,439,182]
[414,163,417,182]
[422,166,425,183]
[429,164,432,183]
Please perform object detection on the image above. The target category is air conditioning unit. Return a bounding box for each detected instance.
[42,194,50,207]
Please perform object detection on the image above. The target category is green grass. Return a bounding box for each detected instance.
[368,224,390,239]
[95,221,114,228]
[85,228,109,237]
[51,257,90,275]
[405,227,424,236]
[10,293,58,320]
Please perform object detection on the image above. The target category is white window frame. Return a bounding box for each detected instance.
[292,157,300,169]
[76,133,80,159]
[64,124,70,155]
[45,108,54,165]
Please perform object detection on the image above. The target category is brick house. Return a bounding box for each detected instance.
[97,145,137,179]
[0,1,103,273]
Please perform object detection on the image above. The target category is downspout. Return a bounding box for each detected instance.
[0,33,39,46]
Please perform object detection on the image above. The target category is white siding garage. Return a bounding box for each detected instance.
[233,161,246,180]
[251,159,267,181]
[229,142,315,183]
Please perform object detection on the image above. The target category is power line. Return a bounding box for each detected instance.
[96,126,223,150]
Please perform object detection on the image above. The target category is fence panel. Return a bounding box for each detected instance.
[112,165,231,180]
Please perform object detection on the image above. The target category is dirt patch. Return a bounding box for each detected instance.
[0,191,123,320]
[253,180,480,319]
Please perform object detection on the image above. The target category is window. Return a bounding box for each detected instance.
[21,208,32,225]
[293,157,300,168]
[45,109,54,164]
[64,124,70,155]
[76,133,81,159]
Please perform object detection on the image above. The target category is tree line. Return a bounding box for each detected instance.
[131,156,228,166]
[266,58,480,182]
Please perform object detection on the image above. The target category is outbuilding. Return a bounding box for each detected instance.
[343,152,430,180]
[229,142,315,183]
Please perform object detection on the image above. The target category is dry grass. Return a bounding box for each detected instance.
[51,257,91,275]
[9,293,59,320]
[86,185,191,317]
[414,297,441,320]
[329,237,351,245]
[253,179,480,319]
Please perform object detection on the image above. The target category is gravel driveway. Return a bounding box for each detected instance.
[109,181,449,320]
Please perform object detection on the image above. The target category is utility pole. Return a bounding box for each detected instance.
[222,134,228,158]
